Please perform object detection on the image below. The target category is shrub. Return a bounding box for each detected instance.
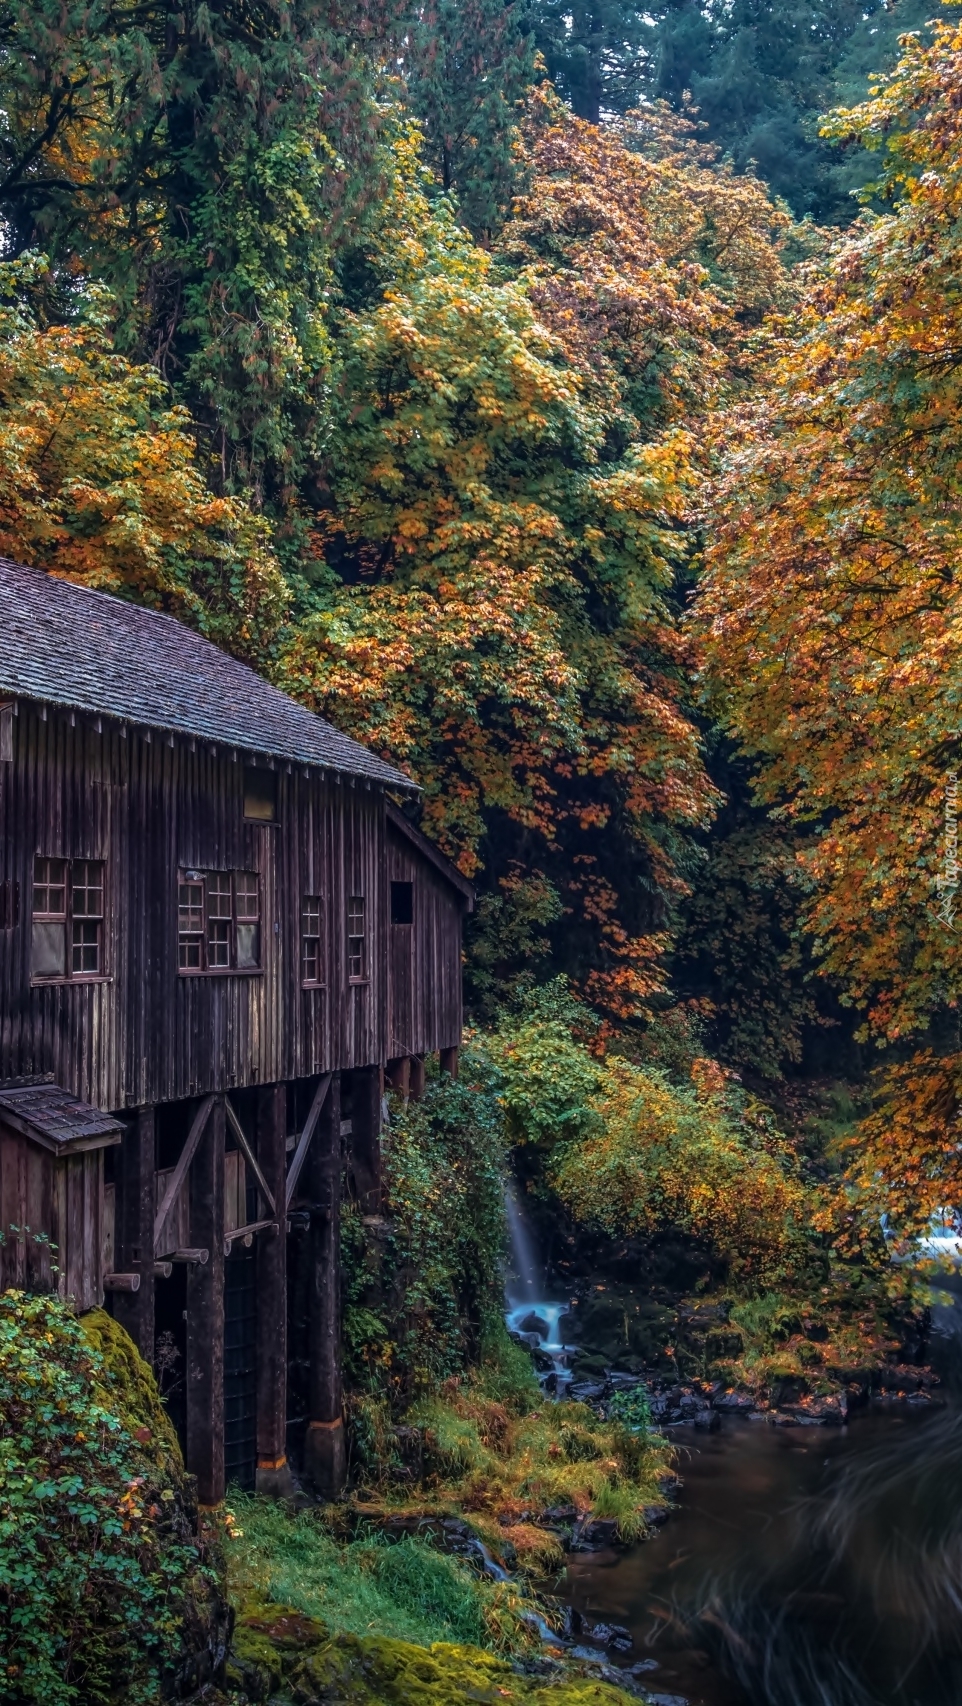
[0,1292,216,1705]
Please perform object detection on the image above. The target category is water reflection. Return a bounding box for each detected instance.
[556,1402,962,1706]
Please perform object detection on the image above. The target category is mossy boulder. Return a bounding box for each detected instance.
[80,1307,183,1473]
[227,1602,645,1706]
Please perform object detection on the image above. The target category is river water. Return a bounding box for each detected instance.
[505,1191,962,1706]
[554,1403,962,1706]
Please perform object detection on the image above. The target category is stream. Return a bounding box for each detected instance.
[505,1191,962,1706]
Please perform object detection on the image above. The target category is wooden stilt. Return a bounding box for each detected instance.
[439,1046,459,1080]
[386,1056,411,1100]
[113,1105,156,1361]
[409,1055,426,1100]
[255,1083,292,1498]
[350,1065,382,1216]
[186,1096,225,1506]
[304,1073,345,1499]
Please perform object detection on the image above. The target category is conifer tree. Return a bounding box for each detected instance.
[401,0,536,241]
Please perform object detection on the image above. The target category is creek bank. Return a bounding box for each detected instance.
[219,1596,669,1706]
[539,1275,941,1430]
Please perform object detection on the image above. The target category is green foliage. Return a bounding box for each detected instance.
[529,0,653,123]
[0,0,403,504]
[483,980,603,1149]
[0,1293,214,1706]
[226,1497,502,1650]
[631,0,956,222]
[607,1385,653,1435]
[400,0,536,240]
[344,1051,508,1399]
[673,793,825,1079]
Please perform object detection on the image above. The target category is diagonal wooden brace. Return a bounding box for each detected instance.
[285,1074,332,1211]
[225,1098,276,1214]
[153,1094,215,1256]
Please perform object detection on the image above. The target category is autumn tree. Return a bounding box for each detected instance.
[0,258,284,654]
[698,19,962,1228]
[0,0,405,506]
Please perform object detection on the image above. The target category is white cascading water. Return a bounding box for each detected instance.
[504,1182,574,1394]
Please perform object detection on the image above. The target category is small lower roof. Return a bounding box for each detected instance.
[0,1081,122,1153]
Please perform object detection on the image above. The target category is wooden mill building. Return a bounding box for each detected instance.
[0,558,472,1502]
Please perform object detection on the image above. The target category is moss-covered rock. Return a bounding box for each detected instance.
[80,1306,183,1473]
[226,1603,645,1706]
[0,1290,226,1705]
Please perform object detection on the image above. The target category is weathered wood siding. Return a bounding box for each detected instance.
[0,702,463,1106]
[0,1121,104,1310]
[386,821,463,1058]
[0,704,387,1104]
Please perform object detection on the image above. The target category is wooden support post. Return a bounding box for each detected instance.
[113,1106,156,1362]
[255,1084,293,1499]
[304,1073,346,1499]
[439,1046,459,1081]
[409,1055,426,1101]
[350,1065,382,1216]
[386,1056,411,1100]
[186,1096,225,1507]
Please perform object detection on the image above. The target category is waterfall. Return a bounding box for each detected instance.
[504,1183,541,1306]
[503,1180,575,1393]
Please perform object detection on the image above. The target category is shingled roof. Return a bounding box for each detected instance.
[0,558,413,788]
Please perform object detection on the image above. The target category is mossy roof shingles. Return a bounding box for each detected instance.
[0,557,412,788]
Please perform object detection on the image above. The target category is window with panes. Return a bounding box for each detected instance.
[178,870,261,973]
[32,857,105,980]
[302,896,323,986]
[347,895,366,981]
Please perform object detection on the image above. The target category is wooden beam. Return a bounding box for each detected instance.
[285,1074,332,1210]
[223,1218,276,1255]
[304,1075,346,1499]
[153,1095,214,1255]
[225,1099,276,1214]
[113,1106,156,1362]
[104,1272,140,1292]
[439,1046,460,1081]
[255,1084,292,1498]
[186,1097,225,1507]
[349,1065,382,1216]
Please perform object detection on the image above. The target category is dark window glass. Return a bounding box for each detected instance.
[32,857,104,978]
[302,895,322,985]
[391,880,414,925]
[178,870,262,972]
[243,766,277,822]
[347,895,366,980]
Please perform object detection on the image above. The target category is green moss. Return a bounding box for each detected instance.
[80,1307,183,1473]
[225,1605,643,1706]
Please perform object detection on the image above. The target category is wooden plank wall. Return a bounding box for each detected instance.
[0,705,406,1105]
[386,823,463,1058]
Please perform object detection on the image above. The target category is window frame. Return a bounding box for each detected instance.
[390,880,414,926]
[301,894,325,989]
[347,893,367,984]
[31,856,107,984]
[177,868,263,977]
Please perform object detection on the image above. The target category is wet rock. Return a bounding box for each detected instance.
[517,1312,550,1338]
[647,1694,689,1706]
[712,1388,757,1412]
[572,1517,620,1550]
[693,1408,720,1431]
[642,1504,670,1527]
[630,1659,660,1674]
